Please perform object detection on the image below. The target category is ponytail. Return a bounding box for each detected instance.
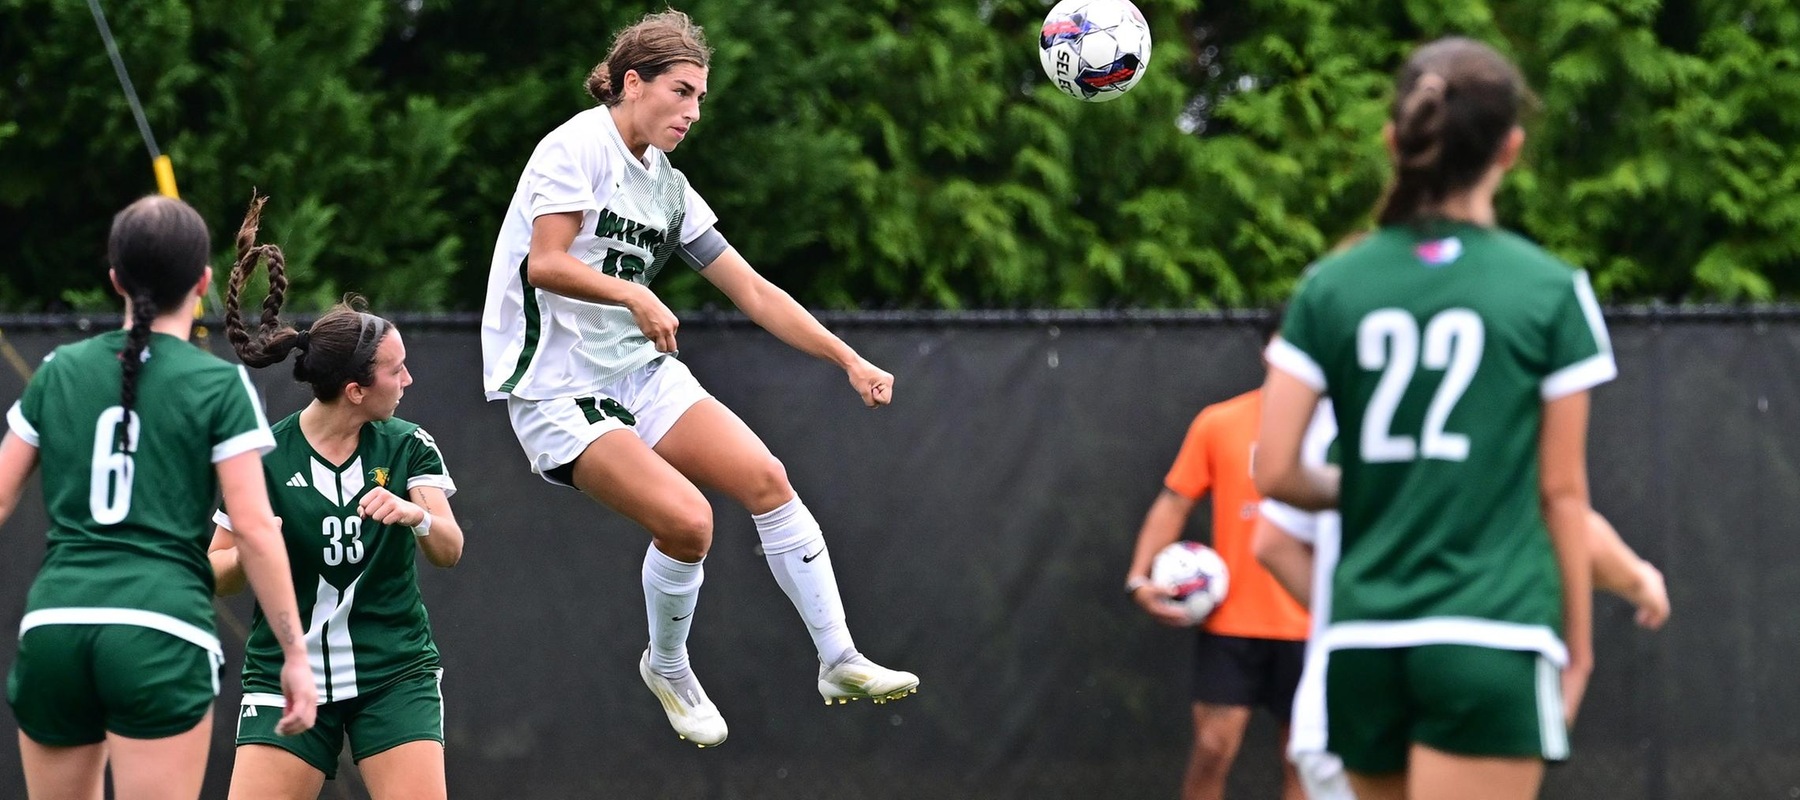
[222,191,394,402]
[223,192,305,371]
[1378,74,1450,226]
[104,194,211,454]
[115,289,156,453]
[1373,38,1528,227]
[585,61,617,104]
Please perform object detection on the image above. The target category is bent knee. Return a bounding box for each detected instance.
[741,456,794,512]
[654,502,714,561]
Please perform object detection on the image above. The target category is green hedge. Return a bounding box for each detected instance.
[1,0,1795,311]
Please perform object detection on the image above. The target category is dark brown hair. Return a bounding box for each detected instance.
[585,10,711,105]
[108,196,210,452]
[1377,37,1529,226]
[223,192,392,402]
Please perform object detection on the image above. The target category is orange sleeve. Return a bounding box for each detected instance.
[1163,409,1213,500]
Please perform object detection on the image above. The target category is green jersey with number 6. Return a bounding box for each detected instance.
[6,330,274,651]
[1267,221,1614,665]
[217,412,455,703]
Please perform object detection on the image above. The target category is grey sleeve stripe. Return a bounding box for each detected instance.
[679,227,730,270]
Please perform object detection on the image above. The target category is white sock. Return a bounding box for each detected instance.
[753,497,855,666]
[642,544,703,677]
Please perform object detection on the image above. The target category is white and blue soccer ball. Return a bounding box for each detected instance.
[1038,0,1153,102]
[1151,541,1230,625]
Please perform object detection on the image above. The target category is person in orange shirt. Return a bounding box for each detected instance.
[1126,316,1307,800]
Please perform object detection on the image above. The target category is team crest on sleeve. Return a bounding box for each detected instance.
[370,467,390,488]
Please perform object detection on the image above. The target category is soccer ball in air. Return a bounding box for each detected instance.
[1038,0,1152,102]
[1151,541,1230,625]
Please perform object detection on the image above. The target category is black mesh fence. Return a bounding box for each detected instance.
[0,310,1788,799]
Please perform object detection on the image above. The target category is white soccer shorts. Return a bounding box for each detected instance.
[505,356,711,483]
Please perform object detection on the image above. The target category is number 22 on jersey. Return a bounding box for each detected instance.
[1358,308,1484,463]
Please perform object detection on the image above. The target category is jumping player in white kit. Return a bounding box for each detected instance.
[481,10,917,748]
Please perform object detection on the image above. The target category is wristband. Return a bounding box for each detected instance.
[411,510,433,538]
[1125,576,1151,595]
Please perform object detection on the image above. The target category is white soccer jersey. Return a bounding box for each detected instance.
[1259,401,1339,759]
[482,106,720,401]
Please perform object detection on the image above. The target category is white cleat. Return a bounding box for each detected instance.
[818,653,920,706]
[639,651,728,747]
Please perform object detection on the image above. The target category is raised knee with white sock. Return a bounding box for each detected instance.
[753,496,855,666]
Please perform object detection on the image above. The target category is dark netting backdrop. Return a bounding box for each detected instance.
[0,310,1787,799]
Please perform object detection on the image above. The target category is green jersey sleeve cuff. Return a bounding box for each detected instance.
[6,401,38,448]
[1540,354,1617,401]
[407,474,457,498]
[1541,271,1616,400]
[1266,338,1327,392]
[212,428,276,463]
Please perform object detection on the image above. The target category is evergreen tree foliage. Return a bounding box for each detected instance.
[0,0,1796,310]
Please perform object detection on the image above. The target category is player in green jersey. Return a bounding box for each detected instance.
[208,194,466,800]
[1251,405,1667,800]
[1254,38,1611,800]
[0,196,315,799]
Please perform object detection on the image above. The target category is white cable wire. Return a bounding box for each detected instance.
[85,0,161,160]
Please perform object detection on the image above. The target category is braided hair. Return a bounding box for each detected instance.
[222,192,391,400]
[106,197,210,452]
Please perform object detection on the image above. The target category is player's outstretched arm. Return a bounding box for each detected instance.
[0,432,40,529]
[1588,510,1669,630]
[699,248,892,407]
[219,450,317,736]
[1541,391,1595,726]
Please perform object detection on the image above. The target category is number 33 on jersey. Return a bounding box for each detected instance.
[215,414,455,703]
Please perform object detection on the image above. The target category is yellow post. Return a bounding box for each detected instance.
[153,154,179,198]
[153,154,206,330]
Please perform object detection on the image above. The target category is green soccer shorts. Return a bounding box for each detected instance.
[1325,644,1568,774]
[236,668,444,778]
[9,623,221,745]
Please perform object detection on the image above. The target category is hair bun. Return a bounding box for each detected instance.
[585,61,615,104]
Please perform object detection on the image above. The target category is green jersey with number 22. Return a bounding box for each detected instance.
[1267,221,1614,665]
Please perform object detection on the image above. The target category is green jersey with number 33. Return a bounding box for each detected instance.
[217,412,455,703]
[8,331,274,638]
[1268,221,1615,663]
